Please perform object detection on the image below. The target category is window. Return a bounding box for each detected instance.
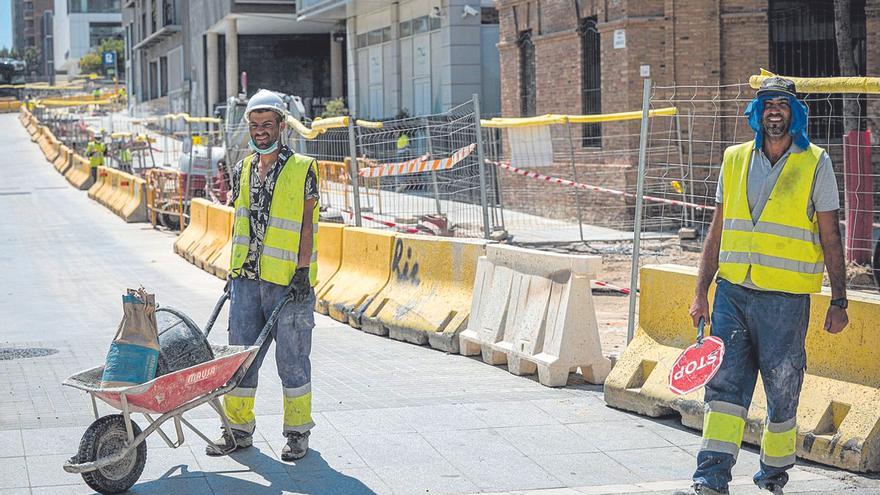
[149,60,158,99]
[69,0,121,13]
[357,33,367,48]
[163,0,175,26]
[519,30,536,117]
[413,16,429,34]
[89,22,122,49]
[151,0,157,34]
[400,19,412,37]
[580,17,601,147]
[160,56,168,96]
[429,16,441,31]
[768,0,867,137]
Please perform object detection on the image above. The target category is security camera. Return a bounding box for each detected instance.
[462,5,479,18]
[431,6,443,18]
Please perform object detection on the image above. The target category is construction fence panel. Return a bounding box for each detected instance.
[636,78,880,294]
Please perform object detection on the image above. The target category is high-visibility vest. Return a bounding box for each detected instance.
[717,140,825,294]
[86,142,105,168]
[230,153,319,287]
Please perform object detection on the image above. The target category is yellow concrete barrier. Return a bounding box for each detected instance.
[192,204,233,270]
[316,228,395,326]
[360,235,487,352]
[174,198,210,257]
[109,171,135,216]
[315,223,345,295]
[53,145,71,174]
[99,169,121,207]
[604,264,880,472]
[120,176,148,223]
[87,167,109,200]
[459,245,611,386]
[65,154,94,190]
[28,120,40,140]
[209,242,232,280]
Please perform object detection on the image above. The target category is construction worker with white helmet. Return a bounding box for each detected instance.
[207,89,320,462]
[86,132,106,184]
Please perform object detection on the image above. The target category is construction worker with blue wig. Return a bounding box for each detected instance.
[677,77,849,495]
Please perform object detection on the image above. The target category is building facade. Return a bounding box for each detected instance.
[11,0,55,76]
[53,0,123,76]
[124,0,340,117]
[493,0,879,223]
[298,0,501,119]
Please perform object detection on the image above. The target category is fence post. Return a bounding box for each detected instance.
[626,78,652,345]
[473,94,491,239]
[566,121,586,243]
[347,117,363,227]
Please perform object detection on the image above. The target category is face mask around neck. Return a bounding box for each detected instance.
[248,138,278,155]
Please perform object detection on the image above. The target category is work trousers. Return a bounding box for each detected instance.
[222,277,316,436]
[694,278,809,492]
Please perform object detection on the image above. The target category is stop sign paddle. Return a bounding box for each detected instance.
[668,318,725,396]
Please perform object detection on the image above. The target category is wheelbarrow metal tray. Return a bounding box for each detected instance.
[63,344,256,415]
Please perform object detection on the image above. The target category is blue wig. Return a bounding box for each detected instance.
[744,93,810,149]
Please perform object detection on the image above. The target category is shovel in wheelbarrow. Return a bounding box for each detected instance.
[62,285,293,494]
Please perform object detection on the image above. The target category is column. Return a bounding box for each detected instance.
[207,31,219,111]
[330,32,343,99]
[225,17,239,99]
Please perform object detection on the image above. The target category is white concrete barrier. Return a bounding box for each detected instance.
[459,244,612,387]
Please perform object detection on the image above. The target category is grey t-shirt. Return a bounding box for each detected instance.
[715,142,839,290]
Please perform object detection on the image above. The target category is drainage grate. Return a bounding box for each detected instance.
[0,191,31,197]
[0,347,59,360]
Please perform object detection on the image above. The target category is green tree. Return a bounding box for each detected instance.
[98,37,125,73]
[0,47,10,58]
[79,52,103,74]
[23,47,40,73]
[321,98,348,118]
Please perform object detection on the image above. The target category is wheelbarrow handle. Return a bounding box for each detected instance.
[202,279,231,338]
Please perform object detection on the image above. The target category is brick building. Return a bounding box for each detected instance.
[493,0,880,228]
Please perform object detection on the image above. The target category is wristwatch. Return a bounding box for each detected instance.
[830,298,848,310]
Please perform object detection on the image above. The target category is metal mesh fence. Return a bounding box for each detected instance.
[636,82,880,294]
[481,111,681,244]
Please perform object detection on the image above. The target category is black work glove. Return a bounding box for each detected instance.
[287,267,311,303]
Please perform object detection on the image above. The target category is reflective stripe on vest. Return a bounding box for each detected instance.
[717,140,825,294]
[229,152,319,286]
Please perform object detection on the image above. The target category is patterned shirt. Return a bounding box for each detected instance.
[229,146,320,281]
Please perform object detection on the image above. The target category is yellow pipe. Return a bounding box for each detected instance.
[479,106,678,128]
[750,68,880,94]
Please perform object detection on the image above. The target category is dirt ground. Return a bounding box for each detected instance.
[550,236,880,358]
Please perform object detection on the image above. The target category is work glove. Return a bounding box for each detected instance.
[287,267,311,303]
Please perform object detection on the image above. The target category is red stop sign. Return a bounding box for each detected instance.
[668,336,725,396]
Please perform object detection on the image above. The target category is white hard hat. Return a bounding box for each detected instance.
[245,89,287,121]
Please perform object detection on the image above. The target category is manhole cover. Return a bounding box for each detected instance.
[0,348,59,360]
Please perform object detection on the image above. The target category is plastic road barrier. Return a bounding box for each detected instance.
[192,204,234,270]
[459,244,612,386]
[87,167,110,201]
[54,145,72,175]
[315,223,345,296]
[66,154,95,190]
[174,199,210,257]
[120,177,148,223]
[360,235,487,353]
[604,264,880,472]
[316,228,395,326]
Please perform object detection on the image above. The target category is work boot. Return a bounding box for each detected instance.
[757,482,784,495]
[205,428,253,456]
[672,484,729,495]
[281,431,310,462]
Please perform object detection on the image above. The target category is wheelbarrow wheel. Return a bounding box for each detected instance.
[76,414,147,494]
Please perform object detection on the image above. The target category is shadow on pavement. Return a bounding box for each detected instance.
[129,447,379,495]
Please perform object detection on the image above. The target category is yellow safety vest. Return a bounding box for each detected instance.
[87,142,105,168]
[717,140,825,294]
[230,153,319,287]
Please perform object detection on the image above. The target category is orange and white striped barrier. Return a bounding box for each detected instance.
[358,143,476,178]
[493,161,716,211]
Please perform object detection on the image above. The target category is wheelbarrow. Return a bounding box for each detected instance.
[62,286,289,494]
